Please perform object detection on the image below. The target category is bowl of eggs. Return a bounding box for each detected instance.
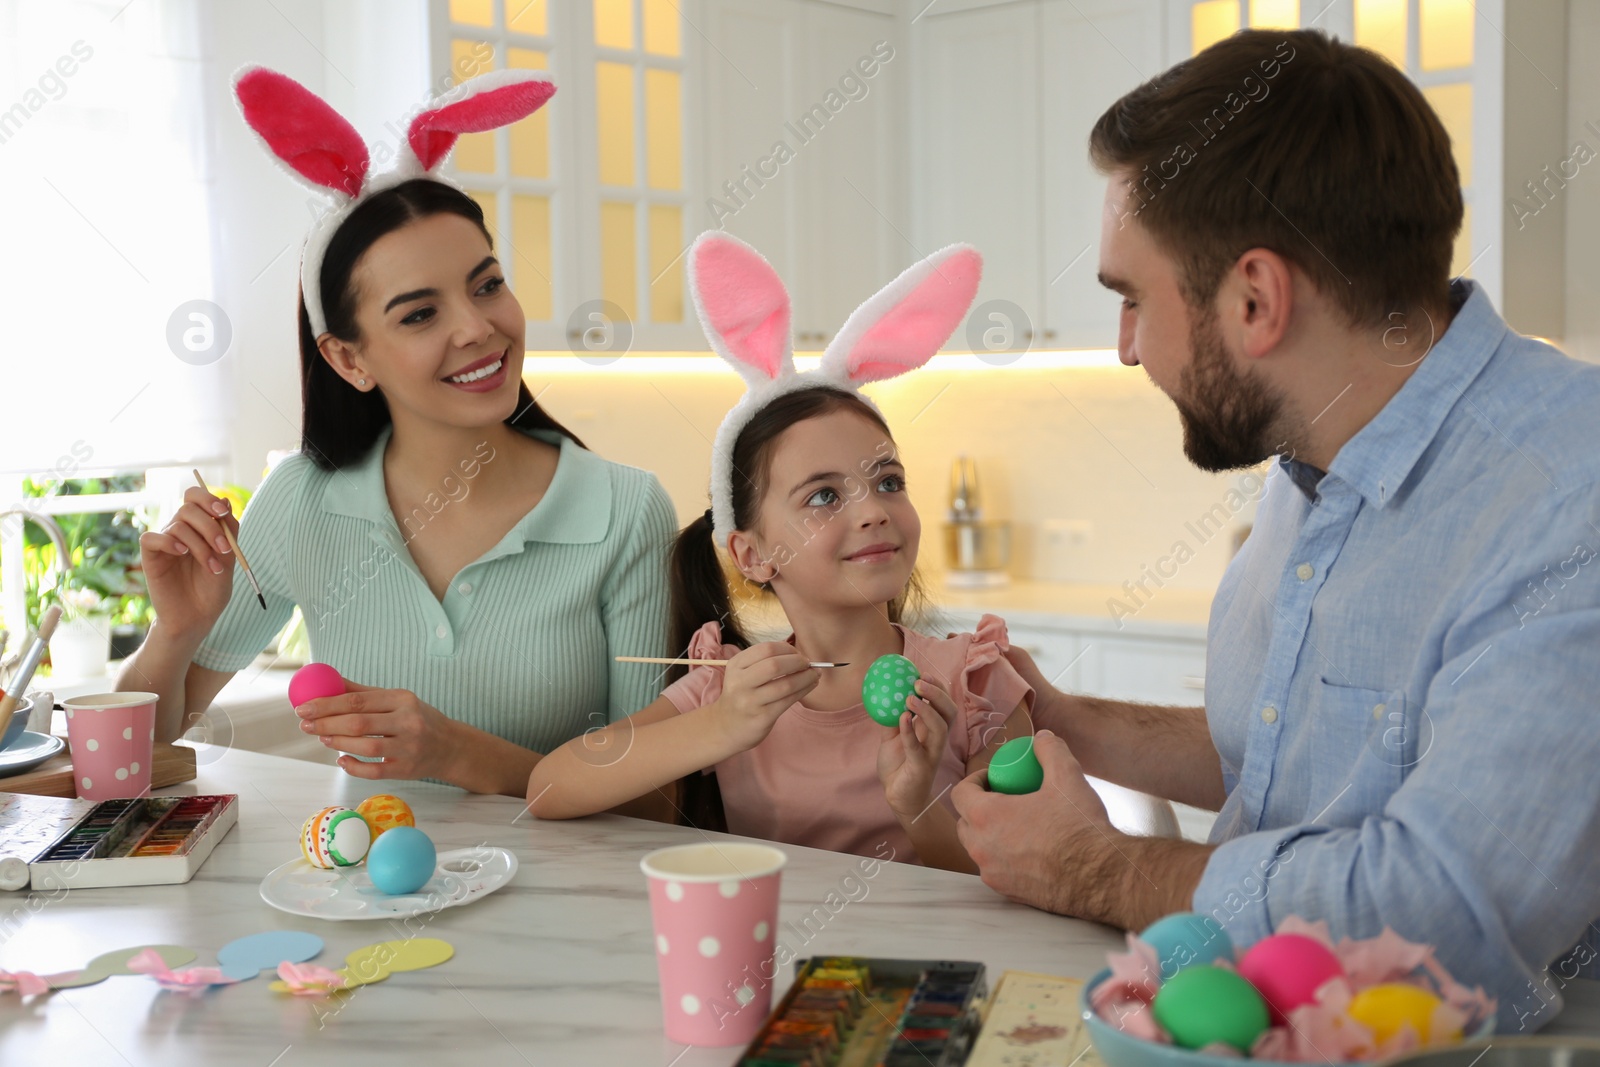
[1081,912,1496,1067]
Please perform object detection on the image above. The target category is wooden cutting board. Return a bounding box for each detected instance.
[0,738,198,798]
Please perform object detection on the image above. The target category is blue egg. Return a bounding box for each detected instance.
[1139,911,1233,981]
[365,825,437,895]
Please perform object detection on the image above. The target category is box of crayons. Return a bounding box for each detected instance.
[0,792,238,891]
[738,956,987,1067]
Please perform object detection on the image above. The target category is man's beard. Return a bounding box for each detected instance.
[1172,310,1292,472]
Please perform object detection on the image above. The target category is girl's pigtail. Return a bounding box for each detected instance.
[667,508,748,684]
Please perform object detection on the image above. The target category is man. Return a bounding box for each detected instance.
[951,28,1600,1031]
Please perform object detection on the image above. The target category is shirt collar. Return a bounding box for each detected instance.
[1322,279,1507,509]
[320,425,611,546]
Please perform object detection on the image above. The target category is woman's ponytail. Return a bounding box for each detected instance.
[667,508,747,685]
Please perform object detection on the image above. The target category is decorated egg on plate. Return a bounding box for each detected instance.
[289,662,345,708]
[862,654,920,727]
[1140,911,1234,980]
[1152,964,1270,1051]
[987,736,1044,794]
[366,825,437,895]
[300,805,371,869]
[1348,982,1456,1044]
[1237,932,1345,1024]
[357,794,415,839]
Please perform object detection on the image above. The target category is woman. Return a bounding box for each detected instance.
[119,70,674,797]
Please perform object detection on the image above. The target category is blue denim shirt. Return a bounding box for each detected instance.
[1192,280,1600,1032]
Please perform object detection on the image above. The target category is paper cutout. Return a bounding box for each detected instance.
[127,948,238,995]
[45,945,199,989]
[268,937,454,993]
[217,930,324,980]
[277,960,347,997]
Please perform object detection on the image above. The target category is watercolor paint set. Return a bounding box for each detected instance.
[738,956,987,1067]
[0,791,238,891]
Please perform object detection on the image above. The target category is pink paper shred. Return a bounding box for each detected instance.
[125,948,239,996]
[276,960,347,997]
[0,969,51,996]
[1095,916,1497,1063]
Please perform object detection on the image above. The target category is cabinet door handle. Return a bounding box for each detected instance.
[1180,675,1206,690]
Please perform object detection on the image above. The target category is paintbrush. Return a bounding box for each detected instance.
[192,470,265,610]
[616,656,849,668]
[0,604,61,721]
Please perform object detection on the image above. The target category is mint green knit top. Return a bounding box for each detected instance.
[193,427,676,756]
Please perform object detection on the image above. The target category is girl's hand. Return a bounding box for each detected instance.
[137,487,239,639]
[296,681,466,782]
[878,678,957,820]
[710,642,819,750]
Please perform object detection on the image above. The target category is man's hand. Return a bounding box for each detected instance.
[951,729,1111,913]
[952,729,1215,929]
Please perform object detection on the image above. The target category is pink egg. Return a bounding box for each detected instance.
[1236,933,1345,1025]
[289,663,346,708]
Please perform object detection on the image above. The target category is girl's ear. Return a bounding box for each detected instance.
[725,529,778,584]
[406,69,557,172]
[688,232,795,387]
[821,244,982,385]
[233,65,370,199]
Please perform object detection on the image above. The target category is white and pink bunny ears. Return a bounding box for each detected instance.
[233,65,556,337]
[687,231,982,548]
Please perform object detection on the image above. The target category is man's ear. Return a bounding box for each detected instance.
[1229,247,1295,361]
[726,528,778,583]
[318,334,371,391]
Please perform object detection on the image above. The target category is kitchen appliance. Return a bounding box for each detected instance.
[943,456,1012,589]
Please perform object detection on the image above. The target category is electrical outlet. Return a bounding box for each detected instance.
[1035,519,1094,581]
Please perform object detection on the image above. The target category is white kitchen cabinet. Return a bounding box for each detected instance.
[698,0,908,344]
[912,0,1161,351]
[1039,0,1165,349]
[1082,634,1207,706]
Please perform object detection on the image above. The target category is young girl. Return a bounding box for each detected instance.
[528,234,1034,871]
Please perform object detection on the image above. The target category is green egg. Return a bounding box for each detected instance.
[987,736,1044,794]
[862,654,920,726]
[1152,964,1270,1052]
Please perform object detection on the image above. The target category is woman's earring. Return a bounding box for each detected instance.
[357,378,366,388]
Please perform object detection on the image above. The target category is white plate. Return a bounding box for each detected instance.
[258,845,517,921]
[0,732,66,778]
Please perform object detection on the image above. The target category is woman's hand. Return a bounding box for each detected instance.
[137,487,239,639]
[708,642,819,750]
[878,677,957,821]
[296,681,466,782]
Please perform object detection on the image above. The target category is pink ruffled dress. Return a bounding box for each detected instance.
[660,614,1033,865]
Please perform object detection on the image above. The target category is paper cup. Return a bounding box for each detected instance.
[62,692,157,801]
[640,842,786,1047]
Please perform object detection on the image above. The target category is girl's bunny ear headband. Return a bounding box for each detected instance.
[687,231,983,548]
[232,64,556,338]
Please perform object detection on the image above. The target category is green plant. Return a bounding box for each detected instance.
[13,474,155,636]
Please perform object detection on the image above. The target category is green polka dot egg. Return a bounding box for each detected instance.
[862,654,920,727]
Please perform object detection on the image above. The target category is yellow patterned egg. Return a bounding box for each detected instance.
[300,806,371,868]
[1348,983,1457,1044]
[356,794,416,840]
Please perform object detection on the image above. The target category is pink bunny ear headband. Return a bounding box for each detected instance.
[687,231,983,549]
[232,64,556,338]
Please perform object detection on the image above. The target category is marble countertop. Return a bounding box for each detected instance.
[4,748,1595,1065]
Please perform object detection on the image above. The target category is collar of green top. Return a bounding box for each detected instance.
[318,426,613,545]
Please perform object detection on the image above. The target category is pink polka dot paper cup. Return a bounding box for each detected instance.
[62,692,157,801]
[640,842,787,1047]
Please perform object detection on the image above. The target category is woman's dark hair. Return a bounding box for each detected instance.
[667,387,925,681]
[297,179,584,470]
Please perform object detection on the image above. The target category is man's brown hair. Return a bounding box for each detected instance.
[1089,28,1463,328]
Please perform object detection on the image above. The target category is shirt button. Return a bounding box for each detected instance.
[1261,705,1278,724]
[435,624,448,639]
[458,582,472,595]
[1373,703,1387,719]
[1296,563,1314,581]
